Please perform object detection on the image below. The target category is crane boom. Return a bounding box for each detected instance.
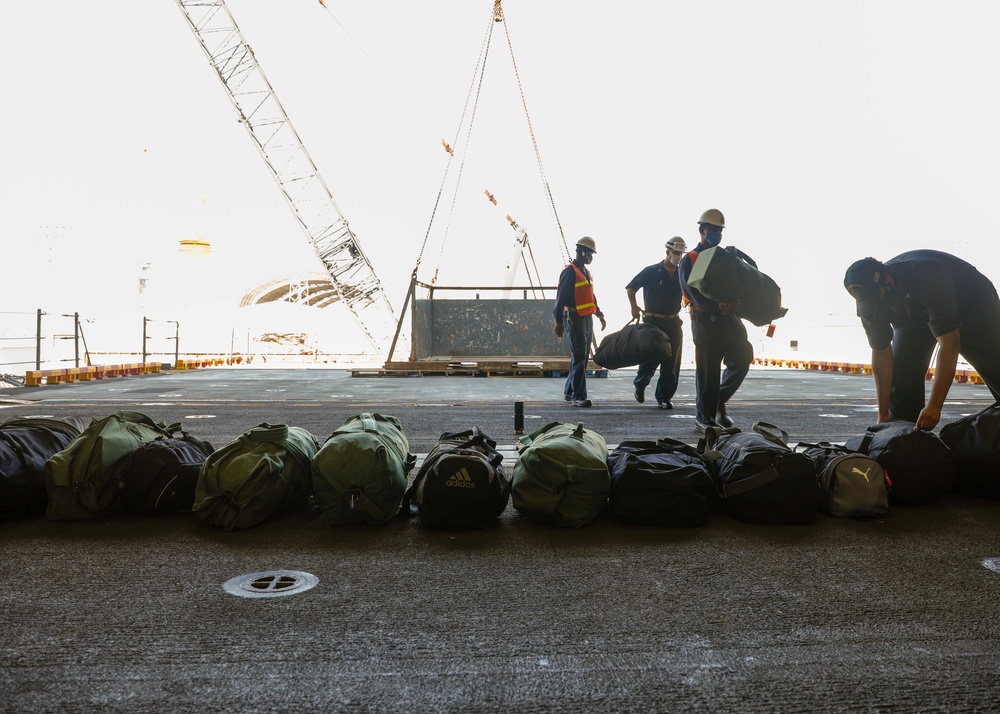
[175,0,398,356]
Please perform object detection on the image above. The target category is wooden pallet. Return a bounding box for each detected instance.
[352,358,607,378]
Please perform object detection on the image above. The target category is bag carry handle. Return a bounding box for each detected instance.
[248,423,290,444]
[696,425,741,459]
[654,437,705,461]
[751,421,790,448]
[796,440,848,454]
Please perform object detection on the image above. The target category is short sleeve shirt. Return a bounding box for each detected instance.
[626,262,682,315]
[860,250,1000,349]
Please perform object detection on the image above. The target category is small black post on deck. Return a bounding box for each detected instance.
[514,401,524,434]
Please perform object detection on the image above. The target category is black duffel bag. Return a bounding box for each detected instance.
[402,427,510,530]
[607,438,716,527]
[592,319,672,370]
[118,433,216,514]
[701,422,818,525]
[0,416,88,522]
[844,420,956,505]
[939,403,1000,499]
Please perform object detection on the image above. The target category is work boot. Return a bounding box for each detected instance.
[634,387,645,404]
[694,418,719,433]
[716,405,735,428]
[657,400,673,410]
[573,399,593,408]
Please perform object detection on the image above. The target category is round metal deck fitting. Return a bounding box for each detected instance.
[223,570,319,599]
[983,558,1000,575]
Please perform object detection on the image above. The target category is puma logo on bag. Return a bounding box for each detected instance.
[852,465,872,482]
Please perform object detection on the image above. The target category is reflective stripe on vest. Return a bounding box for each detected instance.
[571,264,597,316]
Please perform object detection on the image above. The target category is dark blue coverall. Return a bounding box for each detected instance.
[554,261,599,402]
[677,246,755,425]
[625,261,684,406]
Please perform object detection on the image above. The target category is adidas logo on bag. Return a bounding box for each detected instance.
[445,467,477,489]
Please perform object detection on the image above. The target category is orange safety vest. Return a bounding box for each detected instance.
[570,264,598,316]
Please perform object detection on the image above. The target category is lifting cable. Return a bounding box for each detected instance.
[496,2,571,265]
[411,0,570,283]
[411,10,497,284]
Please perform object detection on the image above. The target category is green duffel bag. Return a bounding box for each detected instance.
[45,411,178,521]
[192,423,318,530]
[512,421,611,528]
[311,412,417,526]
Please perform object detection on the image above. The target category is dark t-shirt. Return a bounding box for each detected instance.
[626,261,683,315]
[860,249,1000,349]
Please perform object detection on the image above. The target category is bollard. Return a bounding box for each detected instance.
[514,401,524,434]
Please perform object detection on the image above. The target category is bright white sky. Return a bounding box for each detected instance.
[2,1,998,360]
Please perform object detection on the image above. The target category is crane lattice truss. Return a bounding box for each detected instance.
[175,0,398,356]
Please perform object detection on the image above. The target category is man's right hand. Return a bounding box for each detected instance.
[554,322,564,338]
[630,305,641,320]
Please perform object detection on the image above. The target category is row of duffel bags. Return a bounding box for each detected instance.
[2,405,998,530]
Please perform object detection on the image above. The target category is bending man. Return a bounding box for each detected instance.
[844,250,1000,431]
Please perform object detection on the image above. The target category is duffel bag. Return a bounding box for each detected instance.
[607,438,716,527]
[45,411,179,521]
[592,320,672,370]
[311,413,416,526]
[118,433,216,514]
[797,441,889,519]
[939,403,1000,499]
[844,420,956,506]
[686,246,787,326]
[0,416,88,522]
[512,421,610,528]
[701,422,818,525]
[402,426,510,530]
[193,423,318,530]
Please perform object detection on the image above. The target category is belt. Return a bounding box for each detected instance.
[643,312,679,319]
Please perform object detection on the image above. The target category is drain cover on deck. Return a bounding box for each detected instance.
[223,570,319,599]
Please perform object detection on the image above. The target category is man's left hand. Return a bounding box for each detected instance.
[915,404,942,431]
[598,314,607,331]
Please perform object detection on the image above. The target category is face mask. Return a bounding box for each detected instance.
[870,288,901,322]
[667,251,682,266]
[704,230,723,247]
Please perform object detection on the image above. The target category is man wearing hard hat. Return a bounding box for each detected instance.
[625,236,688,409]
[677,209,755,431]
[554,237,607,407]
[844,250,1000,431]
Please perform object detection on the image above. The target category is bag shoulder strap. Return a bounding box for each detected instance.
[719,465,782,498]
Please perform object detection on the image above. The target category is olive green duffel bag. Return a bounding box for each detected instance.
[511,421,610,528]
[311,412,416,526]
[45,411,178,521]
[192,423,318,530]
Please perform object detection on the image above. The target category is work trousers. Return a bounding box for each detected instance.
[633,315,683,404]
[890,317,1000,422]
[563,313,593,401]
[690,311,753,423]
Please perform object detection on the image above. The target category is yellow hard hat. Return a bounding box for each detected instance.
[576,236,597,253]
[698,209,725,228]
